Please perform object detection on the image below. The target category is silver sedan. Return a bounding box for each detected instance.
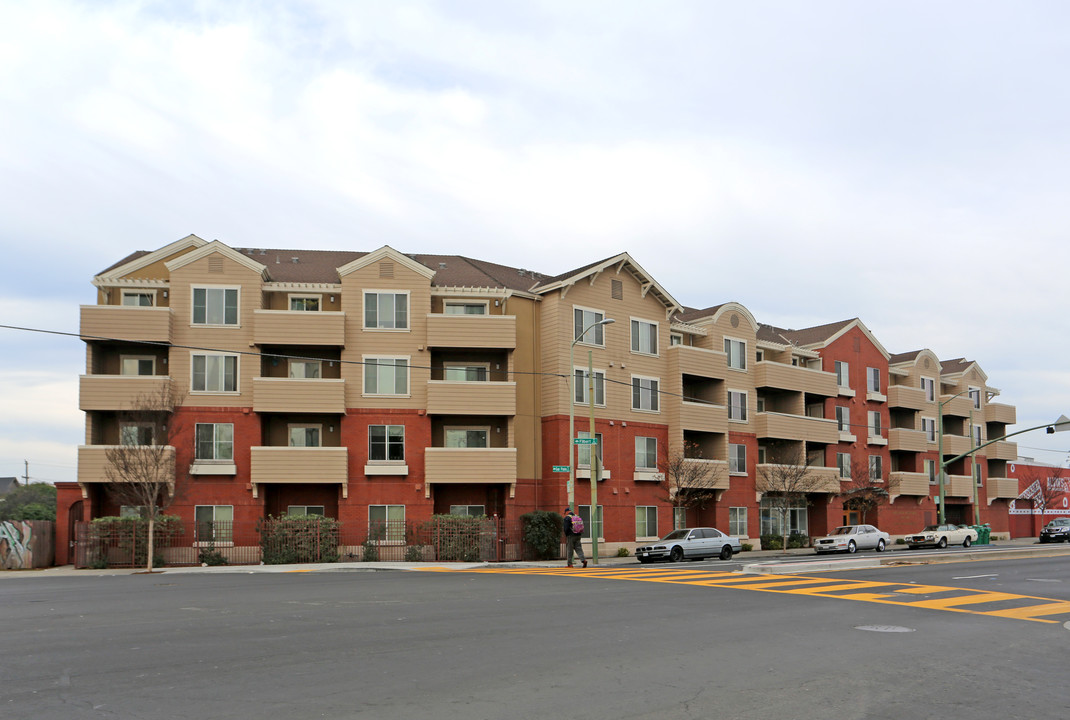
[635,527,742,563]
[812,525,890,554]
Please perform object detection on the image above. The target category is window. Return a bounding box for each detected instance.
[574,368,606,406]
[369,505,405,542]
[729,507,748,537]
[369,425,405,461]
[867,367,881,394]
[724,338,746,370]
[635,506,658,539]
[974,463,983,487]
[445,427,489,448]
[444,302,487,315]
[573,307,606,345]
[836,406,851,432]
[920,377,935,402]
[869,411,882,438]
[835,361,850,388]
[289,360,322,379]
[631,376,659,412]
[289,425,321,447]
[579,505,603,539]
[196,423,234,460]
[576,431,603,467]
[445,363,489,382]
[670,333,683,346]
[192,287,238,326]
[631,319,658,355]
[287,506,324,516]
[973,424,983,447]
[120,505,147,518]
[728,390,747,421]
[121,356,155,376]
[922,417,937,442]
[450,505,486,516]
[759,498,808,537]
[120,423,154,446]
[969,387,982,409]
[191,353,237,392]
[869,455,883,482]
[364,292,408,330]
[756,350,765,363]
[122,291,154,307]
[195,505,233,543]
[364,357,408,395]
[635,437,657,470]
[673,506,687,530]
[289,296,320,312]
[837,452,851,478]
[925,459,937,484]
[729,443,746,474]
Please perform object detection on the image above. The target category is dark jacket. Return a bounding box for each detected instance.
[564,514,579,537]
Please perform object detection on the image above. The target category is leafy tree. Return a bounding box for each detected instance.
[0,483,57,521]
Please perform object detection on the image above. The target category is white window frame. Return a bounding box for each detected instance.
[191,352,238,393]
[724,337,747,370]
[191,286,240,327]
[121,290,155,307]
[444,301,488,315]
[869,455,883,482]
[635,436,657,471]
[579,504,604,540]
[287,505,325,516]
[869,411,882,439]
[728,390,748,422]
[635,505,658,540]
[576,431,603,468]
[729,443,747,475]
[444,426,491,448]
[369,504,405,543]
[195,423,234,461]
[925,459,937,484]
[631,375,660,413]
[120,355,156,376]
[119,422,155,447]
[674,506,687,531]
[867,367,881,394]
[837,452,851,478]
[573,306,607,346]
[444,362,490,382]
[288,359,322,379]
[368,424,406,462]
[969,386,982,410]
[729,507,748,537]
[922,417,937,442]
[574,367,606,407]
[835,360,850,388]
[973,424,983,447]
[973,463,983,487]
[363,356,409,397]
[670,333,683,347]
[450,504,487,516]
[836,406,851,432]
[630,318,659,356]
[288,423,322,447]
[195,505,234,545]
[288,294,321,312]
[364,290,410,331]
[920,376,936,402]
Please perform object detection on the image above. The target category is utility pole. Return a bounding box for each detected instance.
[23,459,30,485]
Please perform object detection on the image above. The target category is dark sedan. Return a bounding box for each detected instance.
[1039,517,1070,543]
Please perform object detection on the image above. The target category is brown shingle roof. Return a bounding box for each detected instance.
[98,251,151,276]
[888,350,923,365]
[673,304,728,323]
[777,319,857,348]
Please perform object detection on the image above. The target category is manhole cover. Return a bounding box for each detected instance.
[855,625,915,633]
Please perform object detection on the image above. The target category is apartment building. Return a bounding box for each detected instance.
[55,235,1023,563]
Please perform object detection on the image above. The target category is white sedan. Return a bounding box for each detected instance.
[812,525,890,554]
[904,524,978,549]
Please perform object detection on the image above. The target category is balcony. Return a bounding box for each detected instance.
[424,447,517,485]
[679,459,729,490]
[887,385,926,410]
[425,314,516,349]
[253,310,345,346]
[668,345,728,378]
[754,412,839,444]
[752,362,837,396]
[947,475,974,498]
[888,428,928,453]
[249,447,348,485]
[678,401,728,433]
[890,471,930,497]
[940,434,971,457]
[987,477,1019,501]
[756,463,840,493]
[77,445,176,484]
[80,305,172,344]
[252,378,346,414]
[940,395,973,417]
[79,375,173,412]
[986,440,1018,461]
[426,381,516,416]
[986,403,1016,425]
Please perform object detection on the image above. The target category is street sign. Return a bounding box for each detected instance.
[552,465,570,472]
[573,438,598,445]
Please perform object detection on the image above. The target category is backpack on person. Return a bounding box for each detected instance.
[569,515,584,534]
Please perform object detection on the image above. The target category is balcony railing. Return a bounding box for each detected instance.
[678,400,728,433]
[426,381,517,415]
[425,314,516,349]
[940,395,974,417]
[940,434,971,457]
[79,375,173,412]
[80,305,173,344]
[947,475,974,498]
[756,463,840,493]
[753,362,837,396]
[887,385,926,410]
[987,477,1019,501]
[679,459,729,489]
[986,440,1018,462]
[249,447,348,485]
[252,377,346,414]
[754,412,839,444]
[888,428,928,453]
[668,345,728,378]
[253,310,345,346]
[985,403,1016,425]
[890,471,930,496]
[77,444,176,484]
[424,448,517,485]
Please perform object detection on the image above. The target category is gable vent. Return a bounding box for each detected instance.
[379,261,394,278]
[208,256,224,273]
[611,279,623,300]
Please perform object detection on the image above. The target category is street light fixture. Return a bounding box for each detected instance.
[568,317,614,561]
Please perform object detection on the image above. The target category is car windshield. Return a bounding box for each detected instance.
[922,525,941,531]
[833,526,856,535]
[1046,518,1070,526]
[661,530,690,541]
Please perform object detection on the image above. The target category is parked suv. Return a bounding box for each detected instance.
[1039,517,1070,543]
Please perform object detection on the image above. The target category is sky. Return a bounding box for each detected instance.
[1,0,1068,484]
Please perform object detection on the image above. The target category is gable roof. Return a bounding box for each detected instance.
[0,477,19,496]
[531,252,682,314]
[95,234,208,282]
[164,240,268,276]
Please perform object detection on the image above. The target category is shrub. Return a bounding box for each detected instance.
[788,532,809,549]
[760,534,782,550]
[89,515,182,568]
[404,544,425,562]
[258,515,340,565]
[895,537,906,545]
[741,543,753,552]
[419,514,491,562]
[616,546,630,557]
[361,539,379,562]
[520,511,562,560]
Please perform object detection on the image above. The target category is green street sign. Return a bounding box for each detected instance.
[573,438,598,445]
[552,465,570,472]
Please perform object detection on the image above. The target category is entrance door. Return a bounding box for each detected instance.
[66,500,83,566]
[843,509,861,526]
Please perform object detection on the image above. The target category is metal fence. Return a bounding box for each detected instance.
[73,516,536,569]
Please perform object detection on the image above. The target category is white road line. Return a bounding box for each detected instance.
[1026,578,1062,582]
[952,574,998,579]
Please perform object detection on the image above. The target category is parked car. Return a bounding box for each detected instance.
[812,525,890,554]
[904,523,978,549]
[635,527,742,563]
[1039,517,1070,543]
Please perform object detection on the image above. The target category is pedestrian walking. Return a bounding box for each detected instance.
[564,508,587,568]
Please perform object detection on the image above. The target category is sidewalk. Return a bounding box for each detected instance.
[4,537,1059,579]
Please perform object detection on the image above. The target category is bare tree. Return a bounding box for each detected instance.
[837,459,898,526]
[103,386,183,571]
[660,443,727,524]
[755,448,827,553]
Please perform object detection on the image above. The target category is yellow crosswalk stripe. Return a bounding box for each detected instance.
[981,601,1070,620]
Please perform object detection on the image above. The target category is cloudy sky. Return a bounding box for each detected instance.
[1,0,1068,484]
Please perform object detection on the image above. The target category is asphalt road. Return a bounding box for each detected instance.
[3,556,1068,720]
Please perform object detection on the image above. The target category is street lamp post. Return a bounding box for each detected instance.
[567,318,614,552]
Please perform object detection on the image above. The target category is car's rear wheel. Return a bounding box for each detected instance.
[847,540,857,554]
[963,536,972,548]
[669,546,684,562]
[719,545,733,561]
[938,537,948,549]
[876,539,886,552]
